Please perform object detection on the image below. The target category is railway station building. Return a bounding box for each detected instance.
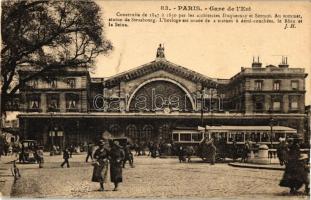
[16,45,308,148]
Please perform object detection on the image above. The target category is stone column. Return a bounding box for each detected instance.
[41,93,47,113]
[59,93,66,112]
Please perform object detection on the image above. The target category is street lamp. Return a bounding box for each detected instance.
[49,112,54,149]
[270,118,275,144]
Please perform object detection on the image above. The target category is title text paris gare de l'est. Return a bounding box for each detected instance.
[160,5,251,12]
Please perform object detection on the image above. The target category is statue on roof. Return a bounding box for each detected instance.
[156,44,165,59]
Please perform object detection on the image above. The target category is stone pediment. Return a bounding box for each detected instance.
[104,59,217,87]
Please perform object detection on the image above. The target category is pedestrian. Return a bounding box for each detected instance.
[86,143,93,163]
[123,143,134,168]
[150,143,157,158]
[178,145,186,163]
[208,139,217,165]
[36,146,44,168]
[277,138,288,166]
[61,148,70,168]
[109,140,125,191]
[147,141,153,156]
[241,140,251,163]
[232,141,238,162]
[185,146,194,163]
[92,140,109,191]
[279,137,309,194]
[69,145,74,158]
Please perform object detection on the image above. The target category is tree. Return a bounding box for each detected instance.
[1,0,112,115]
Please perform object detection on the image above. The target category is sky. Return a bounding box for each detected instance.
[5,1,311,121]
[94,0,311,105]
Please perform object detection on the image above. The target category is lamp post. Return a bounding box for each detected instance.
[270,118,275,145]
[201,88,204,127]
[49,112,54,149]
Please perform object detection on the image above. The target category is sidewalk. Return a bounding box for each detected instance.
[228,162,285,171]
[0,156,18,197]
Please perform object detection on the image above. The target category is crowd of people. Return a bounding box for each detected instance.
[1,135,309,195]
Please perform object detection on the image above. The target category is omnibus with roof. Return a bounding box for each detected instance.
[172,125,297,160]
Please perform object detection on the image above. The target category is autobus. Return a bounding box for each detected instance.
[172,125,297,160]
[172,125,297,145]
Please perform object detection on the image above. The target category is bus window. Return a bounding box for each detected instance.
[250,132,256,142]
[219,132,227,140]
[172,133,179,142]
[245,132,250,141]
[261,132,269,142]
[236,132,244,142]
[192,133,202,141]
[180,133,191,141]
[211,132,216,139]
[228,132,234,142]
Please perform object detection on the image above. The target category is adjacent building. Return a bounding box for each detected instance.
[16,45,308,148]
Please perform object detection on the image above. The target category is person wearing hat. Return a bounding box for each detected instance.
[276,138,288,166]
[92,140,109,191]
[279,138,309,194]
[109,140,125,191]
[61,147,70,168]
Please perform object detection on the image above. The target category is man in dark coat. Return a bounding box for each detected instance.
[123,143,133,168]
[85,143,93,163]
[61,148,70,168]
[178,145,186,163]
[109,141,125,191]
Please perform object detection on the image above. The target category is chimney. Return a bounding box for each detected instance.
[279,56,289,68]
[252,56,262,68]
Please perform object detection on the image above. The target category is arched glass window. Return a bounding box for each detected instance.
[109,124,121,136]
[142,125,153,141]
[159,124,171,142]
[126,124,138,141]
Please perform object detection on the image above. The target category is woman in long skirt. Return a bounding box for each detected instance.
[92,140,109,191]
[109,141,125,191]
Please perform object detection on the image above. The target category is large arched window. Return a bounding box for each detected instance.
[126,124,138,141]
[109,124,121,137]
[159,124,171,142]
[142,125,153,141]
[128,80,194,112]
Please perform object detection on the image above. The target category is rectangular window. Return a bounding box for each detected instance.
[291,80,299,90]
[48,79,57,88]
[180,133,191,141]
[66,93,79,111]
[273,81,280,91]
[254,80,263,91]
[261,132,269,142]
[172,134,179,141]
[289,96,299,110]
[192,133,202,141]
[30,100,39,109]
[27,94,40,110]
[67,78,76,88]
[29,79,38,88]
[47,94,59,111]
[273,101,281,110]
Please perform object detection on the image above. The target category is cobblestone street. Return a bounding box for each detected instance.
[8,153,308,199]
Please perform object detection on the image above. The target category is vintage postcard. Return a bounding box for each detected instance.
[0,0,310,199]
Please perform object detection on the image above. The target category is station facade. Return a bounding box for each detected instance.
[17,46,308,148]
